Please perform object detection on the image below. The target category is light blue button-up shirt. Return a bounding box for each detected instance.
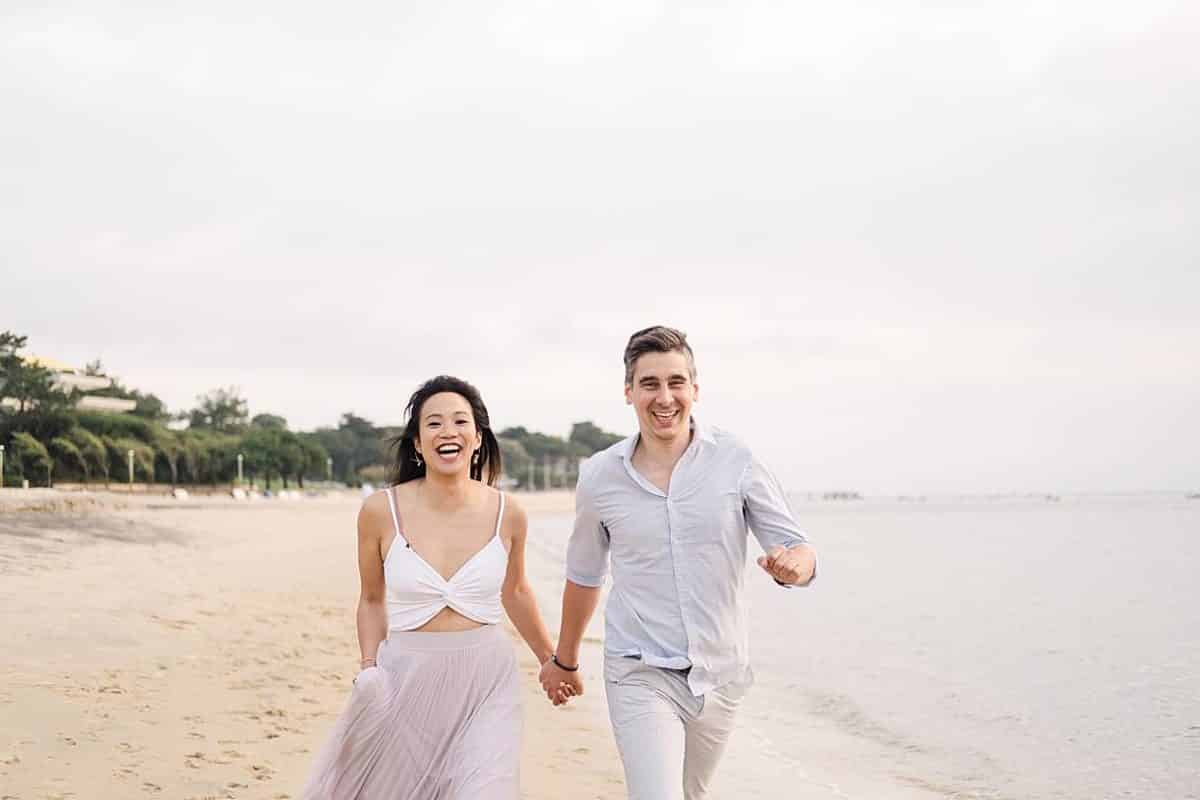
[566,420,812,696]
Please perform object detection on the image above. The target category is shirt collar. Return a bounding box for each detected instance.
[619,416,714,461]
[692,417,717,446]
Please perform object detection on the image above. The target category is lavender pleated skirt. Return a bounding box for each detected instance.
[302,625,522,800]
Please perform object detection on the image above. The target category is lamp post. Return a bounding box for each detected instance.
[326,456,333,481]
[127,449,134,489]
[0,444,5,488]
[237,453,244,486]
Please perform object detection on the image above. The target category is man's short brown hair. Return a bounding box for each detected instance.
[623,325,697,385]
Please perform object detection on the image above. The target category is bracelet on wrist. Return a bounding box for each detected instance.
[551,654,579,672]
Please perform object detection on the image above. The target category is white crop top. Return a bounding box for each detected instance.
[383,487,509,630]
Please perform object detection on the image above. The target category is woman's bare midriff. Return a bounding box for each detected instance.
[411,607,488,633]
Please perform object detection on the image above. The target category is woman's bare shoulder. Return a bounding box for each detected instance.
[358,489,393,536]
[499,490,528,533]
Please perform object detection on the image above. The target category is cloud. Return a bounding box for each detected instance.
[3,0,1198,491]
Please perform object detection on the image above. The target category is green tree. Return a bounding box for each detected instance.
[297,435,330,488]
[276,431,305,489]
[130,392,169,420]
[150,428,183,485]
[499,428,570,460]
[68,426,109,485]
[105,437,154,482]
[251,413,288,430]
[10,432,52,486]
[569,421,622,455]
[240,426,283,489]
[188,387,249,432]
[178,432,207,483]
[49,436,88,483]
[310,413,385,485]
[178,430,240,485]
[0,331,73,416]
[74,411,155,442]
[497,437,533,489]
[498,422,618,490]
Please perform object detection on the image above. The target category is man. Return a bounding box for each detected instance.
[539,325,817,800]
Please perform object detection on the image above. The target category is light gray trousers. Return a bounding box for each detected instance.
[604,656,747,800]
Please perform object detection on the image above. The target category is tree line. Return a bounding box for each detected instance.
[0,331,622,490]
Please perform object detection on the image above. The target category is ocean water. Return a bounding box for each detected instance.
[529,494,1200,799]
[741,495,1200,799]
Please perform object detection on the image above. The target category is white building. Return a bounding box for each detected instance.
[0,355,137,413]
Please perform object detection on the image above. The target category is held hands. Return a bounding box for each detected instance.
[757,544,815,586]
[539,655,584,706]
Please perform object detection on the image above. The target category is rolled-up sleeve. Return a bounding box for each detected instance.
[740,456,816,586]
[565,466,610,587]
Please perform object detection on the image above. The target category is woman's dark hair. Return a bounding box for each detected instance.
[386,375,503,487]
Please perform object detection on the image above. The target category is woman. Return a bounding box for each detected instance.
[302,375,575,799]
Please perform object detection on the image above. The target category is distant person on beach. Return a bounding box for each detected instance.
[302,375,569,800]
[539,325,817,800]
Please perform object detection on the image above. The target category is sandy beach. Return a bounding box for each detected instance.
[0,489,623,800]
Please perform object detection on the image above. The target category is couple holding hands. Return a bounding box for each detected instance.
[302,326,817,800]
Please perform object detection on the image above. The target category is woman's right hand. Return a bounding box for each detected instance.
[353,664,381,690]
[539,657,584,706]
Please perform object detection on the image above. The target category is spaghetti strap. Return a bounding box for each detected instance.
[384,486,406,544]
[492,491,506,538]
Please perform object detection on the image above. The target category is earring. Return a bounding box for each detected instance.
[413,454,423,467]
[472,451,480,464]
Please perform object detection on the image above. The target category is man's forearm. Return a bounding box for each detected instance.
[555,580,602,665]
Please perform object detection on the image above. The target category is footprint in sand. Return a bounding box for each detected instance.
[141,782,162,793]
[250,763,275,781]
[149,614,195,630]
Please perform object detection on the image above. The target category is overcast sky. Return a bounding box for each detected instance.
[3,1,1197,494]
